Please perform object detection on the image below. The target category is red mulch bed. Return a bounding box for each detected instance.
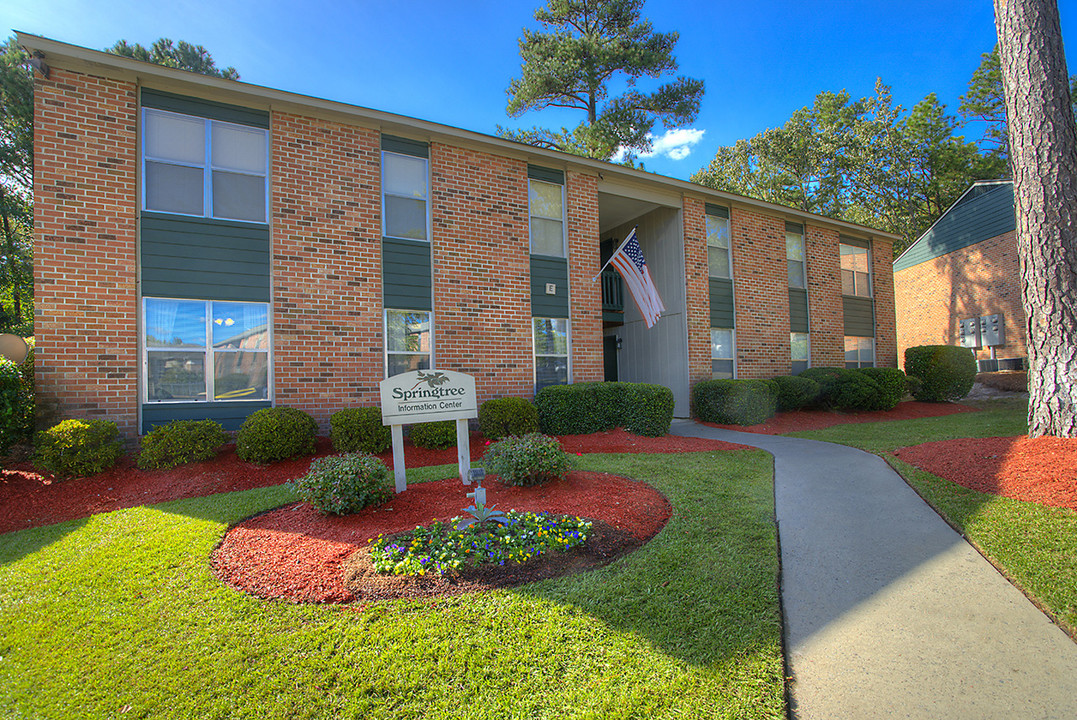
[703,400,979,435]
[893,436,1077,511]
[0,429,747,535]
[212,471,671,604]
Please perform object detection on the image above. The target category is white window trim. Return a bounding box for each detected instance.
[710,326,737,379]
[840,242,873,298]
[141,107,269,224]
[141,297,273,404]
[528,178,567,258]
[791,331,811,369]
[533,317,571,387]
[786,227,807,289]
[706,212,733,280]
[844,335,876,368]
[384,308,434,378]
[382,150,431,243]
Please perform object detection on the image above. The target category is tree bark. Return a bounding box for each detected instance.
[995,0,1077,437]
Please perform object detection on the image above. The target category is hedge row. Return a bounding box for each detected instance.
[534,382,674,437]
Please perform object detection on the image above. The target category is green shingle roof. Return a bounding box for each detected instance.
[893,181,1014,271]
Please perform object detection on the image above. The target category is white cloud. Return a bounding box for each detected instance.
[641,128,705,160]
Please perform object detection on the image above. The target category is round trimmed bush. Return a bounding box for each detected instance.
[905,345,976,402]
[535,383,607,435]
[478,397,539,440]
[771,375,821,411]
[288,452,393,515]
[621,383,675,436]
[137,419,229,470]
[857,367,907,410]
[483,433,572,487]
[828,371,882,411]
[409,420,457,449]
[236,407,317,464]
[797,367,848,407]
[692,379,778,426]
[330,407,391,454]
[34,418,124,478]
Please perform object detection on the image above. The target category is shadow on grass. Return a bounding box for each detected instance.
[0,517,90,566]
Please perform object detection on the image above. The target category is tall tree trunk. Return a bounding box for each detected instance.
[995,0,1077,437]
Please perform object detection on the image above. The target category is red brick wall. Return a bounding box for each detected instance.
[894,231,1025,367]
[872,237,898,367]
[566,171,603,383]
[430,143,534,400]
[34,69,139,435]
[731,208,789,378]
[804,226,845,368]
[683,197,711,384]
[270,112,383,426]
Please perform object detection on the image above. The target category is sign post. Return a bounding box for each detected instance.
[379,370,478,493]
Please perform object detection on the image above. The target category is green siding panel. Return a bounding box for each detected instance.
[709,277,735,327]
[839,235,870,249]
[789,289,809,333]
[141,89,269,128]
[528,165,564,184]
[843,296,875,336]
[383,237,432,310]
[141,400,271,433]
[530,256,569,316]
[141,213,270,302]
[381,135,429,158]
[786,221,804,234]
[894,182,1015,271]
[705,203,729,219]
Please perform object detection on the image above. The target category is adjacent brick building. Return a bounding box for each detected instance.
[894,180,1025,371]
[22,33,900,439]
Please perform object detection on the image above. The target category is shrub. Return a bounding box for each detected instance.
[236,407,317,464]
[0,359,23,455]
[691,379,778,426]
[34,419,123,478]
[330,407,391,454]
[827,371,881,412]
[905,345,977,402]
[797,367,848,407]
[621,383,675,436]
[771,375,821,411]
[483,433,572,487]
[858,367,907,410]
[409,420,457,449]
[288,452,393,515]
[535,382,675,436]
[478,397,539,440]
[137,419,229,470]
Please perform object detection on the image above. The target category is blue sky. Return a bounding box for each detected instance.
[4,0,1075,180]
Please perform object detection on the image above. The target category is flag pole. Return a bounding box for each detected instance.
[592,226,638,282]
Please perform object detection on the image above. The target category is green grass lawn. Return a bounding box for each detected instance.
[0,451,784,720]
[789,399,1077,635]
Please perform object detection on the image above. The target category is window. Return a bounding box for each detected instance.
[529,179,565,256]
[143,109,268,223]
[844,336,875,368]
[786,224,806,288]
[711,327,735,379]
[706,211,732,279]
[386,310,431,377]
[840,242,871,296]
[144,298,270,402]
[791,332,809,374]
[382,151,429,241]
[534,317,569,389]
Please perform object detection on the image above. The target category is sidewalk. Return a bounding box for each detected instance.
[670,419,1077,720]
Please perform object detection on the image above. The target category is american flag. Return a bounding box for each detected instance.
[609,227,665,328]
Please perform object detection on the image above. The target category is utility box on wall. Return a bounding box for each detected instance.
[958,317,981,348]
[980,313,1005,347]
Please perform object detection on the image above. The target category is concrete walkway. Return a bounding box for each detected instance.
[670,419,1077,720]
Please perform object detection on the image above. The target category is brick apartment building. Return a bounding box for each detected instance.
[894,180,1025,372]
[22,32,899,438]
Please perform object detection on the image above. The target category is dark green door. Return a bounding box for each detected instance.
[603,335,619,382]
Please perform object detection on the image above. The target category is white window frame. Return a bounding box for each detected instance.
[791,331,810,373]
[384,309,434,378]
[381,149,431,242]
[840,242,873,297]
[142,297,272,404]
[786,225,807,289]
[141,108,269,223]
[533,317,571,388]
[844,335,876,368]
[706,212,733,280]
[528,178,567,257]
[710,326,736,379]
